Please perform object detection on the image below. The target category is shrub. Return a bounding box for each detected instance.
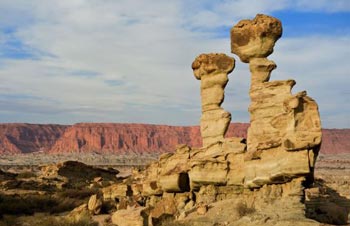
[0,193,83,215]
[236,202,255,217]
[0,215,98,226]
[36,216,98,226]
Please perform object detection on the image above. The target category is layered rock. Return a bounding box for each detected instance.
[192,53,235,147]
[49,123,202,154]
[0,123,67,154]
[92,14,344,226]
[231,14,322,187]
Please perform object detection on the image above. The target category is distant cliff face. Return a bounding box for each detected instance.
[0,124,67,154]
[49,123,202,154]
[0,123,348,155]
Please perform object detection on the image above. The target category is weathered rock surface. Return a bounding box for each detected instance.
[57,13,349,226]
[111,206,148,226]
[231,14,282,63]
[230,13,322,188]
[192,53,235,147]
[88,194,103,215]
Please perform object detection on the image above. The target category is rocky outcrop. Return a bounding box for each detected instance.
[92,14,345,226]
[40,161,119,189]
[111,206,148,226]
[192,53,235,146]
[231,14,322,187]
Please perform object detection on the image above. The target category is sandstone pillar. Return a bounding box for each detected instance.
[192,53,235,147]
[231,14,322,187]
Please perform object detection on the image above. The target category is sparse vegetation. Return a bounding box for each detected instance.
[0,190,92,215]
[0,194,57,215]
[58,188,98,199]
[0,215,98,226]
[236,202,255,217]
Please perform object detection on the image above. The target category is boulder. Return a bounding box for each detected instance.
[102,183,130,201]
[111,206,148,226]
[244,148,311,188]
[159,173,190,192]
[88,194,102,215]
[231,14,282,63]
[189,160,228,189]
[142,180,163,196]
[150,196,177,219]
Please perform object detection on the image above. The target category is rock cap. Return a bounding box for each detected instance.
[192,53,235,80]
[231,14,282,63]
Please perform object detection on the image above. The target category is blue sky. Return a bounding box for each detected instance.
[0,0,349,128]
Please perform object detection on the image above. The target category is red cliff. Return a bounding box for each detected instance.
[0,123,67,154]
[0,123,348,155]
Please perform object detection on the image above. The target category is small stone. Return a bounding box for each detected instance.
[196,204,208,215]
[184,200,195,211]
[88,194,102,215]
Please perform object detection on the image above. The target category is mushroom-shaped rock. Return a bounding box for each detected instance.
[192,53,235,147]
[231,14,282,63]
[192,53,235,80]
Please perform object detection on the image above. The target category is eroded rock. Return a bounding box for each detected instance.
[111,206,148,226]
[101,13,327,226]
[192,53,235,147]
[231,14,282,63]
[230,13,322,188]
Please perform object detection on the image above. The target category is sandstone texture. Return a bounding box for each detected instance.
[90,14,347,226]
[231,14,282,63]
[192,53,235,146]
[231,14,322,188]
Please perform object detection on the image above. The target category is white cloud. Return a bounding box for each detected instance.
[0,0,349,128]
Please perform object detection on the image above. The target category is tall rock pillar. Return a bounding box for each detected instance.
[192,53,235,147]
[231,14,322,187]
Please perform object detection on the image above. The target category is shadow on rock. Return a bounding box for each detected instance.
[305,178,350,225]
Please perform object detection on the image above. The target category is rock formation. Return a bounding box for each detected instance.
[0,123,348,155]
[0,123,67,154]
[89,13,339,226]
[49,123,202,154]
[192,53,235,146]
[231,14,322,187]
